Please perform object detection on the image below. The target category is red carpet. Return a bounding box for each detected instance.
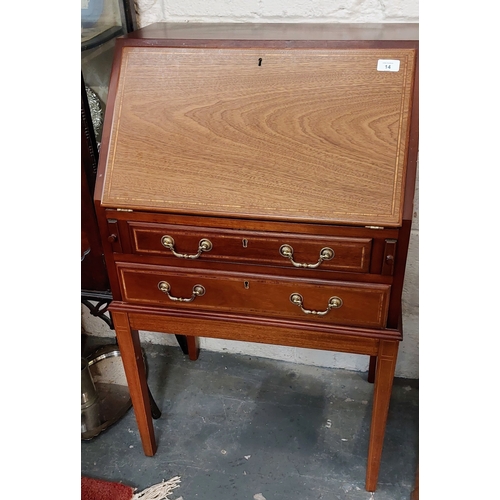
[81,475,181,500]
[81,477,134,500]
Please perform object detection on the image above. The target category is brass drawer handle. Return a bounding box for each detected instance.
[279,244,334,268]
[158,281,206,302]
[161,235,213,259]
[289,293,342,316]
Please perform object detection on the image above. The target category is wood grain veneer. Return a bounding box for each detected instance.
[116,262,391,328]
[102,47,415,226]
[127,221,373,273]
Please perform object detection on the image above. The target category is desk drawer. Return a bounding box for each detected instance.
[116,263,390,328]
[128,222,372,273]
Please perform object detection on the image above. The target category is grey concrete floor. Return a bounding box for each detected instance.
[81,336,418,500]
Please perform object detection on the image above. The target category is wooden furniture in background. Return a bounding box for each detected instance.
[81,0,138,324]
[81,7,190,352]
[94,22,418,492]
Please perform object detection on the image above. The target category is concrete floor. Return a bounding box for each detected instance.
[81,336,418,500]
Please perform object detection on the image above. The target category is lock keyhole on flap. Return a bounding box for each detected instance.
[258,58,262,66]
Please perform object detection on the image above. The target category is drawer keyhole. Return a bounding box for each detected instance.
[244,281,250,289]
[242,238,248,248]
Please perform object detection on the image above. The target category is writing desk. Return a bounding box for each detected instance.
[94,22,419,492]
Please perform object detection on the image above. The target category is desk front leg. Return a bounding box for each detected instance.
[112,310,157,456]
[365,339,399,492]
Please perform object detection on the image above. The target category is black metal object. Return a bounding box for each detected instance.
[81,26,124,51]
[148,386,162,420]
[81,290,114,329]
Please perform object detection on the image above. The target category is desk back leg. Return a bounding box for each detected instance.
[365,340,399,491]
[367,355,377,383]
[112,310,157,456]
[186,335,200,360]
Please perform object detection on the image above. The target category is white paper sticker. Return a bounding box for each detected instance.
[377,60,400,72]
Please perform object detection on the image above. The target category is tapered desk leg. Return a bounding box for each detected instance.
[365,340,398,492]
[186,335,200,361]
[367,355,377,383]
[411,465,419,500]
[113,311,157,456]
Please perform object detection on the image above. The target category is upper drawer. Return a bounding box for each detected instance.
[128,222,372,273]
[101,47,416,226]
[116,263,390,329]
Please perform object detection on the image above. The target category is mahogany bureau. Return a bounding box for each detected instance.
[94,22,419,492]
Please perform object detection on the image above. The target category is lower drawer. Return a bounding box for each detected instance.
[116,263,390,329]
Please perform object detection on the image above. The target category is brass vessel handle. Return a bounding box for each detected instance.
[158,281,206,302]
[279,244,334,268]
[161,235,213,259]
[289,293,342,316]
